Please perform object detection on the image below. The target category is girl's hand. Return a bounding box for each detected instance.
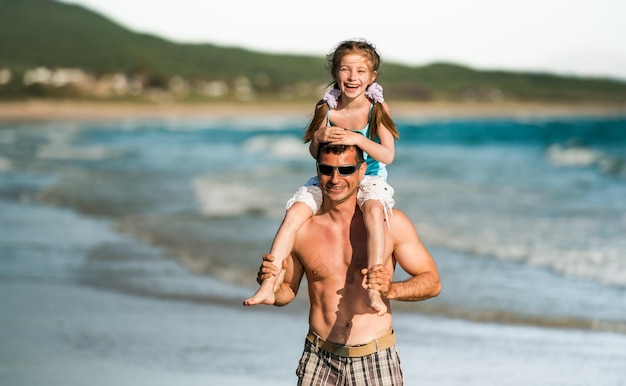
[315,126,337,142]
[317,126,361,146]
[333,130,361,146]
[315,126,344,143]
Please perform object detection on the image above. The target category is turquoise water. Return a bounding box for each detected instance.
[1,114,625,333]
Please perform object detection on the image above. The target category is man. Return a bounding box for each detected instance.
[255,143,441,385]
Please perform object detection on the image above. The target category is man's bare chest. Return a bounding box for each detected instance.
[296,235,367,281]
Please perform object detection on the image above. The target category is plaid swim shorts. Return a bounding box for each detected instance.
[296,336,404,386]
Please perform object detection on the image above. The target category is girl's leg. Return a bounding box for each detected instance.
[244,202,313,306]
[362,199,388,316]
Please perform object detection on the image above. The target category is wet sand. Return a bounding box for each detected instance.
[1,100,625,122]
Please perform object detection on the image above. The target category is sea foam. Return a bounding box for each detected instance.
[193,177,272,217]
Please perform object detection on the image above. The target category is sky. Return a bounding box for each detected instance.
[59,0,626,81]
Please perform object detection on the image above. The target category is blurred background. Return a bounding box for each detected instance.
[1,0,626,103]
[1,1,625,385]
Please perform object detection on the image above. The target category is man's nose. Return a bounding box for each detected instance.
[330,169,342,181]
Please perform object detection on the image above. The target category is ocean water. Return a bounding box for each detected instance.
[1,114,625,333]
[2,113,626,385]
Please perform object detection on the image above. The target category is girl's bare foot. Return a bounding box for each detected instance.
[368,289,387,316]
[244,276,277,306]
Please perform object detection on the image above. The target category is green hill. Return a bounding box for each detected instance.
[1,0,625,103]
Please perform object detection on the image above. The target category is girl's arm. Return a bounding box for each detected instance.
[359,101,395,165]
[309,103,396,165]
[351,124,395,165]
[325,123,394,165]
[308,125,324,158]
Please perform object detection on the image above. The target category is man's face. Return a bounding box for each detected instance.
[317,148,366,205]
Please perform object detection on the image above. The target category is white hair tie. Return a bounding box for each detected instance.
[322,88,341,108]
[365,82,384,103]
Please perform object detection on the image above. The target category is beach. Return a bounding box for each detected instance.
[1,100,626,385]
[2,201,625,386]
[1,99,625,121]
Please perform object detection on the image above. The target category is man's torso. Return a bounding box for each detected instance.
[293,207,393,345]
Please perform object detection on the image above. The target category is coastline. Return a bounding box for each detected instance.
[1,99,625,122]
[2,199,626,386]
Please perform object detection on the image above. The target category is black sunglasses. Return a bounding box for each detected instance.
[317,162,362,176]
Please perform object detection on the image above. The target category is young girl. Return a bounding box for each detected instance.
[244,39,399,315]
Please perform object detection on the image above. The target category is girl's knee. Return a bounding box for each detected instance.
[362,201,386,225]
[284,202,314,222]
[363,200,384,214]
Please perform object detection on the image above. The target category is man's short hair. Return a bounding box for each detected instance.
[317,143,365,164]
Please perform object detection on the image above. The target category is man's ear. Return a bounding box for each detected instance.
[358,162,367,179]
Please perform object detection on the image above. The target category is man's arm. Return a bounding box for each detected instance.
[366,210,441,301]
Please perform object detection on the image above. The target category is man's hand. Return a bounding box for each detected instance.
[256,254,286,285]
[361,264,392,298]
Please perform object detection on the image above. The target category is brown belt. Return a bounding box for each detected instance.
[306,329,396,358]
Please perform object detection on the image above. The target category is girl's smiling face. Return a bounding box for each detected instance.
[336,53,377,99]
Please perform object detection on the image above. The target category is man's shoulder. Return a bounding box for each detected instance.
[390,208,409,221]
[296,210,329,234]
[388,209,415,232]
